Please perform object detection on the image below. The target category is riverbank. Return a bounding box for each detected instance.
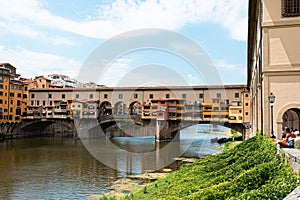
[100,135,299,199]
[87,157,199,199]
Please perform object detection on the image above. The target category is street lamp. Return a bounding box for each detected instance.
[268,92,276,138]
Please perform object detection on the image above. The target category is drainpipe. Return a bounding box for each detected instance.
[259,0,264,134]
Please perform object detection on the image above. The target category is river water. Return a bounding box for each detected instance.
[0,125,227,199]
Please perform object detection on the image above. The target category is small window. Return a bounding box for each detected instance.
[31,94,35,98]
[235,93,239,98]
[31,100,34,105]
[23,94,27,99]
[49,94,52,98]
[10,93,14,97]
[199,93,204,98]
[134,93,138,98]
[182,94,186,99]
[43,101,46,106]
[186,105,193,110]
[149,94,154,99]
[166,94,170,99]
[88,105,95,109]
[62,94,65,99]
[104,94,108,99]
[76,94,79,99]
[246,112,249,116]
[246,103,249,106]
[245,94,249,98]
[217,93,221,99]
[119,94,123,99]
[0,84,3,89]
[25,86,28,91]
[17,93,21,98]
[90,94,93,99]
[50,101,52,106]
[37,100,39,106]
[282,0,300,17]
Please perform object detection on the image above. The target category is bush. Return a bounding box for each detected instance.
[120,135,299,199]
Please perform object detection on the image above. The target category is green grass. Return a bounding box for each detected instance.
[102,135,299,200]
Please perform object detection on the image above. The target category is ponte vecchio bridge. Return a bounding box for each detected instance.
[17,85,250,141]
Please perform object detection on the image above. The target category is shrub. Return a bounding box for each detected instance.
[116,135,299,199]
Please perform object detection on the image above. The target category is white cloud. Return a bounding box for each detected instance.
[215,59,240,70]
[50,36,77,46]
[187,73,203,85]
[0,0,248,41]
[100,58,134,86]
[0,45,81,78]
[0,19,77,46]
[214,59,246,76]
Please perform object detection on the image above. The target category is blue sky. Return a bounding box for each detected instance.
[0,0,248,87]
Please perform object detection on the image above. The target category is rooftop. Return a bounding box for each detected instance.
[29,84,247,92]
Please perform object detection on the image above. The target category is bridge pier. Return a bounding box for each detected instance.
[155,119,180,142]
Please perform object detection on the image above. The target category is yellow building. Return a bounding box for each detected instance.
[0,63,27,122]
[0,66,11,121]
[34,76,51,89]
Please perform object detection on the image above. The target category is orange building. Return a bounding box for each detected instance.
[0,63,27,122]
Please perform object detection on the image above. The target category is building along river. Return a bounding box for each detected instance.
[0,125,228,199]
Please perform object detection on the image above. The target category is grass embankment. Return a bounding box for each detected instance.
[102,135,299,200]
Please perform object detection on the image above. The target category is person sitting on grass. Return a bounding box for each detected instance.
[277,128,295,148]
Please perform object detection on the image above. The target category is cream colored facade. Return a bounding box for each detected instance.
[248,0,300,138]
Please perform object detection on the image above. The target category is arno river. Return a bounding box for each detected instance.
[0,125,227,199]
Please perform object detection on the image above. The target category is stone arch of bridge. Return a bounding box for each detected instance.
[169,121,245,138]
[99,101,112,115]
[7,122,22,134]
[21,120,56,131]
[129,101,142,116]
[114,101,127,115]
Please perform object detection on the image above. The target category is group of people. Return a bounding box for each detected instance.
[277,127,300,148]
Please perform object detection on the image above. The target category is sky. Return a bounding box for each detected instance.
[0,0,248,87]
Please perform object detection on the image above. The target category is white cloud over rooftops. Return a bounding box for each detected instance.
[0,45,81,79]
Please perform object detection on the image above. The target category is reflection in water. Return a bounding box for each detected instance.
[0,125,226,199]
[0,138,117,200]
[110,136,156,153]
